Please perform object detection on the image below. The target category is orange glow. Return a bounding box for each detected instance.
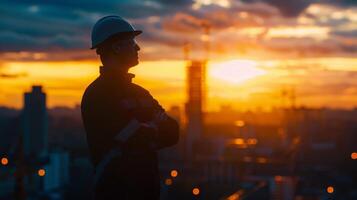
[235,120,245,127]
[227,193,240,200]
[327,186,334,194]
[2,57,357,111]
[243,156,253,162]
[165,178,173,186]
[38,169,46,177]
[210,60,265,84]
[257,157,268,164]
[266,26,330,40]
[239,144,248,149]
[247,138,258,145]
[1,157,9,166]
[170,170,178,178]
[233,138,244,145]
[351,152,357,160]
[192,188,200,196]
[275,176,283,182]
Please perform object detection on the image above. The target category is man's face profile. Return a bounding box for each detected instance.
[112,37,140,68]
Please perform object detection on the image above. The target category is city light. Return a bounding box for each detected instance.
[1,157,9,166]
[257,157,268,164]
[351,152,357,160]
[233,138,244,145]
[38,169,46,177]
[165,178,173,186]
[247,138,258,145]
[275,176,283,182]
[243,156,253,162]
[192,187,200,196]
[235,120,245,127]
[170,170,178,178]
[327,186,334,194]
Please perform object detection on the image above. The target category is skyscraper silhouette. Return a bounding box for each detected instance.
[22,85,48,158]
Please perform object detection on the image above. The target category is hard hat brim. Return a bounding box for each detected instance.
[90,30,142,49]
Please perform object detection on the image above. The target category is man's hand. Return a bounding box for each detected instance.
[141,110,169,130]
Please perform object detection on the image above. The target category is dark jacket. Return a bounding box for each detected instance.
[81,67,179,166]
[81,67,179,199]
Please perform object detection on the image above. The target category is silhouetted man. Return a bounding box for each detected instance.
[81,15,179,200]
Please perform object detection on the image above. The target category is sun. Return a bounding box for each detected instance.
[210,60,266,84]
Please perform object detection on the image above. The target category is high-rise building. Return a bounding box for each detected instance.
[185,60,206,158]
[22,85,48,157]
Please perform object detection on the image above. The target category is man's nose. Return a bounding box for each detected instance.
[135,43,140,51]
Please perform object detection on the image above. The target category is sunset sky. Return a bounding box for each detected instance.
[0,0,356,111]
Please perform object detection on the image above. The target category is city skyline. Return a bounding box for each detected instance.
[1,1,356,199]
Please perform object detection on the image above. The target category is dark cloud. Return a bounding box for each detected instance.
[1,0,192,18]
[241,0,311,17]
[1,0,152,16]
[241,0,357,17]
[0,50,95,61]
[157,0,194,6]
[332,29,357,39]
[139,29,184,47]
[325,0,357,7]
[0,0,193,54]
[0,72,27,79]
[261,37,354,57]
[162,12,203,33]
[0,32,88,52]
[0,0,356,60]
[339,44,357,53]
[161,3,279,35]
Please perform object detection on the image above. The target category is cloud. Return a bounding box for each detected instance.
[261,37,357,57]
[325,0,357,7]
[0,32,89,52]
[0,0,356,61]
[0,72,27,79]
[0,50,97,61]
[157,0,194,6]
[332,29,357,39]
[0,61,27,78]
[242,0,311,17]
[0,0,193,52]
[296,70,357,98]
[242,0,357,17]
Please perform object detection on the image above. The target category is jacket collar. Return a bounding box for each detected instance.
[99,66,135,84]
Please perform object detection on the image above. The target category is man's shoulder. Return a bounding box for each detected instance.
[130,83,151,97]
[81,77,107,109]
[82,78,101,99]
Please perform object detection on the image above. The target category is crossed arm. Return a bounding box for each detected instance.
[114,97,179,151]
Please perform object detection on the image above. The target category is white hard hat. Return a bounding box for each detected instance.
[91,15,142,49]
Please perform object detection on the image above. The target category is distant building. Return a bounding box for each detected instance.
[22,85,48,158]
[43,151,70,191]
[185,60,206,158]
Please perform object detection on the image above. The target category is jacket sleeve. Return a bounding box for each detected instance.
[154,115,180,149]
[118,113,179,151]
[115,85,180,151]
[148,98,180,150]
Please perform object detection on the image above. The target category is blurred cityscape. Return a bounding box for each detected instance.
[1,59,357,200]
[1,0,357,199]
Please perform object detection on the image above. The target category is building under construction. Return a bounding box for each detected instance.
[185,60,207,158]
[184,23,210,159]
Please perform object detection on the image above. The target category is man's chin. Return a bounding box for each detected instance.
[129,59,139,67]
